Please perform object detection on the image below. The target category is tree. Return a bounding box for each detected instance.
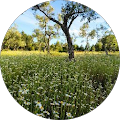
[46,26,56,53]
[73,44,79,51]
[32,29,44,51]
[95,41,102,51]
[21,31,34,51]
[90,45,95,51]
[35,12,59,53]
[50,44,55,51]
[54,41,63,52]
[101,34,118,52]
[85,41,91,51]
[79,23,96,51]
[35,15,49,51]
[32,1,98,60]
[62,43,68,52]
[3,25,23,50]
[79,45,84,51]
[95,24,114,55]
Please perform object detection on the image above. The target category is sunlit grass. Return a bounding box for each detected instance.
[0,50,119,56]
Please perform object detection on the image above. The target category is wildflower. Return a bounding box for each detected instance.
[24,101,31,105]
[66,112,73,118]
[50,101,60,105]
[18,96,24,101]
[35,101,42,107]
[53,111,59,115]
[90,101,94,104]
[54,114,60,118]
[22,89,29,94]
[59,101,66,105]
[49,98,52,101]
[53,101,60,106]
[39,106,44,111]
[84,93,88,96]
[65,94,72,97]
[38,86,43,90]
[36,113,44,117]
[43,111,50,115]
[73,96,76,99]
[66,103,72,106]
[72,104,75,107]
[36,92,40,95]
[50,103,55,105]
[60,101,63,104]
[35,101,44,111]
[90,107,94,110]
[18,88,23,93]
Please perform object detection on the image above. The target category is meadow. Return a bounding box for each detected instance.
[0,51,120,119]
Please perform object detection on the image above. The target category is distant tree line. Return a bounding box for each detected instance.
[1,25,119,53]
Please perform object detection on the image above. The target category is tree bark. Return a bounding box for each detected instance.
[47,36,50,53]
[104,45,108,55]
[63,28,74,60]
[39,43,41,52]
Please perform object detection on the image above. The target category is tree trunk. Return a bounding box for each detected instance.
[63,28,74,60]
[39,43,41,52]
[47,36,50,53]
[1,41,7,51]
[104,45,108,55]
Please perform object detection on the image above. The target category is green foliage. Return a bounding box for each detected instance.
[21,31,34,50]
[95,42,103,51]
[90,45,95,51]
[54,41,63,52]
[3,26,22,50]
[79,45,85,51]
[61,1,98,23]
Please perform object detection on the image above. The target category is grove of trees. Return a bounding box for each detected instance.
[2,25,119,53]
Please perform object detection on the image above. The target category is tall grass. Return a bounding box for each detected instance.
[0,51,120,119]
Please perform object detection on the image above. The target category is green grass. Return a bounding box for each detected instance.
[0,52,120,119]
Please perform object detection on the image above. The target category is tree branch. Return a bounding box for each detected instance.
[68,15,78,29]
[36,5,63,27]
[66,11,83,18]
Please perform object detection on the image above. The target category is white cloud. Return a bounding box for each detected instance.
[15,14,38,25]
[15,10,37,25]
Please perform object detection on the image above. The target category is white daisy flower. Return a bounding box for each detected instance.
[22,89,29,94]
[43,111,50,115]
[35,101,42,107]
[66,112,73,118]
[66,103,72,106]
[65,94,72,97]
[24,101,31,105]
[53,111,59,114]
[54,114,60,118]
[36,113,44,117]
[39,106,44,111]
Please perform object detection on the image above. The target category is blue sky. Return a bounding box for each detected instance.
[11,0,111,47]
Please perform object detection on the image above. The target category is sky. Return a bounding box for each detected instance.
[11,0,111,47]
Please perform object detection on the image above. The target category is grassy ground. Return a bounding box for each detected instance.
[0,51,120,119]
